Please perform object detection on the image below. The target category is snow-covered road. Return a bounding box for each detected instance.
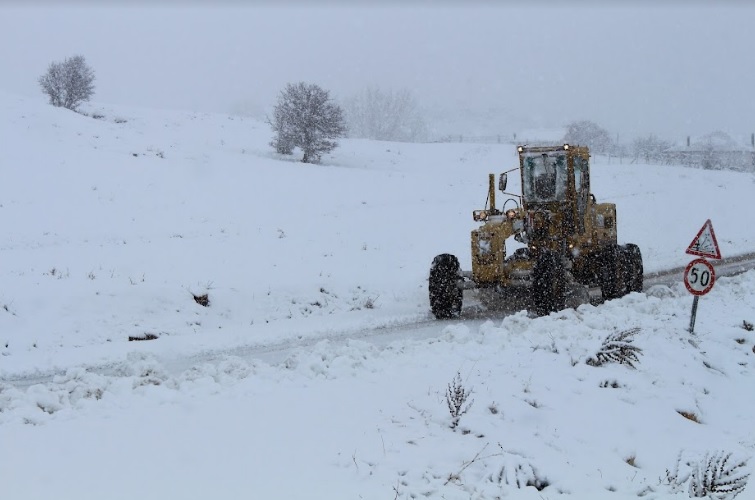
[5,250,754,391]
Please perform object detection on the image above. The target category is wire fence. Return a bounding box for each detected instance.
[425,134,755,172]
[428,134,517,144]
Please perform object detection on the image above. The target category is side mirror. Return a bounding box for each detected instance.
[499,173,508,192]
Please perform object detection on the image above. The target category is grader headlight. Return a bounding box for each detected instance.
[473,210,489,221]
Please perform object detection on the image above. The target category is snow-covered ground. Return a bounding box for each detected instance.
[1,90,754,499]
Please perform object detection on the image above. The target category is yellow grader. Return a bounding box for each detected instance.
[429,144,643,318]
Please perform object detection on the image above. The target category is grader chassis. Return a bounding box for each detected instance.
[429,144,643,318]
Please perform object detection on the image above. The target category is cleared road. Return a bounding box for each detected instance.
[4,252,755,388]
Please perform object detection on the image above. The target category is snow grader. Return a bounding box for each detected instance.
[429,144,643,318]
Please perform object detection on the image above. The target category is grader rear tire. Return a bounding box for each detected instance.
[624,243,644,293]
[429,254,463,319]
[599,244,625,301]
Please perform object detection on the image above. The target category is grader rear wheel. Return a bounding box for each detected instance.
[624,243,644,293]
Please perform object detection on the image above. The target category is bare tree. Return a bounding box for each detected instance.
[631,134,672,163]
[267,82,346,163]
[563,120,613,154]
[696,130,736,170]
[38,55,95,111]
[343,86,427,142]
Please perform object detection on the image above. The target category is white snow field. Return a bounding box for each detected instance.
[1,89,755,499]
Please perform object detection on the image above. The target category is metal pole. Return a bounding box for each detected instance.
[688,295,700,333]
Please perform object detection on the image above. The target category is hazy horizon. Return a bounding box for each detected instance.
[3,4,754,143]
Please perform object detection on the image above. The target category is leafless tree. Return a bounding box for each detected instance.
[38,55,95,111]
[631,134,672,163]
[343,86,427,142]
[563,120,613,154]
[267,82,346,163]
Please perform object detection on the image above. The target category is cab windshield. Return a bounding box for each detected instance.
[522,152,568,202]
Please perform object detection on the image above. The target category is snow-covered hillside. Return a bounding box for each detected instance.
[1,90,754,499]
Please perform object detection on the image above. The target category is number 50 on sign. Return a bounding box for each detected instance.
[684,258,715,296]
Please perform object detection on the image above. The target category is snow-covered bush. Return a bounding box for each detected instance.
[446,371,473,429]
[490,458,549,492]
[586,328,643,368]
[663,451,750,499]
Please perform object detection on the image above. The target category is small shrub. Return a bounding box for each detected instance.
[664,451,750,499]
[193,293,210,307]
[689,452,750,498]
[491,459,549,491]
[446,372,473,429]
[599,380,622,389]
[128,333,158,342]
[586,328,643,368]
[45,267,70,279]
[677,410,701,424]
[742,320,754,332]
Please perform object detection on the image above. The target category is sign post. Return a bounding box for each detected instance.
[689,295,699,333]
[684,220,722,333]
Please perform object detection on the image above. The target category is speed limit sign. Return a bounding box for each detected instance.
[684,258,715,296]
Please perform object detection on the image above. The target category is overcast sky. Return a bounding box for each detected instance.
[2,3,754,142]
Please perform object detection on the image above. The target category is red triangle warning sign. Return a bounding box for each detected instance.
[686,219,722,259]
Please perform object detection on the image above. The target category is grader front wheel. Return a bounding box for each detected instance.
[429,254,463,319]
[532,249,566,316]
[599,244,625,301]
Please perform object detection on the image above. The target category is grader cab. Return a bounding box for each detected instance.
[429,144,643,318]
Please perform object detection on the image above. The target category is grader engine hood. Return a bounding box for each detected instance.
[525,205,574,252]
[527,209,554,244]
